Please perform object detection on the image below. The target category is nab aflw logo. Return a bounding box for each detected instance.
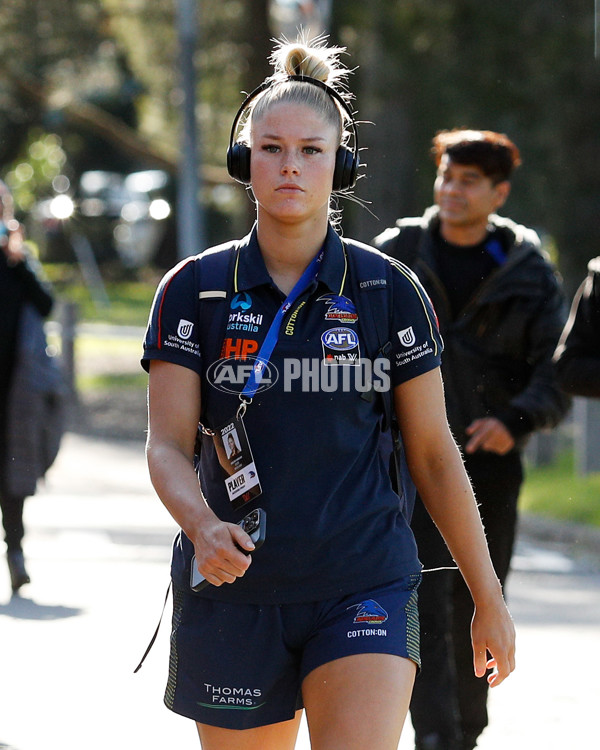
[397,326,416,348]
[177,319,194,340]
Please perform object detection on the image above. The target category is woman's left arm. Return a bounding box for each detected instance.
[394,367,516,687]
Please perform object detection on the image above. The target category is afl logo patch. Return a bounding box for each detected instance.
[321,327,359,351]
[321,327,360,366]
[397,326,416,348]
[177,319,194,340]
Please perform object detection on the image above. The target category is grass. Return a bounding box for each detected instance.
[73,334,146,392]
[47,326,147,395]
[75,333,144,358]
[76,372,148,391]
[69,281,156,327]
[45,263,158,327]
[521,449,600,527]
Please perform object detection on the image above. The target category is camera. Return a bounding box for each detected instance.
[190,508,266,592]
[239,508,261,536]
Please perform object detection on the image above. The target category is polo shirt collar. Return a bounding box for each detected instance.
[235,223,346,294]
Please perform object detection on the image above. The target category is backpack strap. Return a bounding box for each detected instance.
[373,220,424,271]
[191,240,241,456]
[345,241,417,521]
[196,242,239,360]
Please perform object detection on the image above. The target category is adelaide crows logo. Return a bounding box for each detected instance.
[318,293,358,324]
[348,599,389,624]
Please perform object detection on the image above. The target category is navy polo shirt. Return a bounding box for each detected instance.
[143,225,443,604]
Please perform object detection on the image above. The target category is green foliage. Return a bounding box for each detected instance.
[99,0,180,152]
[74,335,146,393]
[5,130,68,212]
[0,0,105,74]
[2,0,599,292]
[333,0,600,290]
[522,450,600,527]
[77,371,147,391]
[44,263,158,326]
[0,0,107,161]
[100,0,249,169]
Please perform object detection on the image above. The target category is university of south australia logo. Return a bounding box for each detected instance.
[177,319,194,340]
[397,326,416,348]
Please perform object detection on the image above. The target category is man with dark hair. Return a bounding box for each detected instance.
[373,129,570,750]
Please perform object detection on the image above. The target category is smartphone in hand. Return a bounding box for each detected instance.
[190,508,266,592]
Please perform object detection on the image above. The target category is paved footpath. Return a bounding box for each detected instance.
[1,432,598,750]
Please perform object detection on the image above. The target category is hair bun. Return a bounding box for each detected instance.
[270,38,347,89]
[283,45,330,82]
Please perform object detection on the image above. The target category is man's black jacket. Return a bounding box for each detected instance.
[553,256,600,398]
[373,207,571,451]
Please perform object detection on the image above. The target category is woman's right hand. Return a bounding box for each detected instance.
[146,361,256,587]
[191,517,256,587]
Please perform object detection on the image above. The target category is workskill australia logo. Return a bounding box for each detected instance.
[230,292,252,311]
[227,294,263,333]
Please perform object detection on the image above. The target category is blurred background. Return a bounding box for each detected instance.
[1,0,599,523]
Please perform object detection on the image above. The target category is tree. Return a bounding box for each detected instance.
[331,0,600,289]
[0,0,107,166]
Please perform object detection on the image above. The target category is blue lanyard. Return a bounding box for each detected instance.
[239,248,324,405]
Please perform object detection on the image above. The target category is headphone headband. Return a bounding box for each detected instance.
[227,74,359,191]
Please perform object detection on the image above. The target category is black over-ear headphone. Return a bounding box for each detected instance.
[226,74,359,192]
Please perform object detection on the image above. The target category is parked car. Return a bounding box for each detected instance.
[29,169,173,268]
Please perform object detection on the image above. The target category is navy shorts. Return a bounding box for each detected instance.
[164,574,421,730]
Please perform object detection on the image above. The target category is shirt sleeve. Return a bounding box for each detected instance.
[141,257,203,374]
[387,258,444,386]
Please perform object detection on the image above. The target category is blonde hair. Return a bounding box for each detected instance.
[240,38,353,147]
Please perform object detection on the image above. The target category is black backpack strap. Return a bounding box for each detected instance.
[192,241,240,457]
[346,241,416,520]
[197,241,240,350]
[133,580,172,673]
[346,243,394,415]
[373,221,424,271]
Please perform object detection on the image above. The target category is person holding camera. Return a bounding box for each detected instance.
[142,40,515,750]
[0,180,55,593]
